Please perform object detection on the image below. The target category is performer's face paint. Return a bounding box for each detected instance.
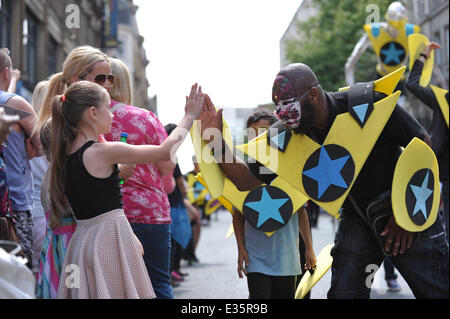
[274,88,316,131]
[275,97,301,129]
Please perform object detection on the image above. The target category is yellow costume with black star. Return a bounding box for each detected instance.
[364,21,420,78]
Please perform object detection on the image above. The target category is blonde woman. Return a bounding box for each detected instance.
[105,58,176,299]
[35,46,135,229]
[35,46,113,137]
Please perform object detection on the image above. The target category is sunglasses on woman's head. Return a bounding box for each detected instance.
[94,74,115,85]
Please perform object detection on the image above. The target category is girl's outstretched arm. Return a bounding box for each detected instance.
[94,84,205,166]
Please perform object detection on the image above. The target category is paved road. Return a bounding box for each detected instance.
[173,209,414,299]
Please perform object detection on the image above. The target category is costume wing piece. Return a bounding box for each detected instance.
[238,69,404,219]
[295,244,334,299]
[408,34,434,87]
[391,138,440,232]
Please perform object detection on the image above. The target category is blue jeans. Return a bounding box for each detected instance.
[131,223,173,299]
[328,213,449,299]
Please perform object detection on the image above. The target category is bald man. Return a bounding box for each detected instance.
[199,63,448,299]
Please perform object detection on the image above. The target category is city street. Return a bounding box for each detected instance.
[173,209,414,299]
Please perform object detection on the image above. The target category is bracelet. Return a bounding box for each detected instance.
[419,53,428,60]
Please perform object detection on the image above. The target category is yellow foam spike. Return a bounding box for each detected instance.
[339,66,406,96]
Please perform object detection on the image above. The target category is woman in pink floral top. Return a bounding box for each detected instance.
[104,58,176,298]
[105,99,172,224]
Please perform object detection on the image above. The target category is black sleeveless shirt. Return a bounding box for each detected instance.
[65,141,123,220]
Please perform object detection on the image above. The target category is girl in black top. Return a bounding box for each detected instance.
[51,81,205,299]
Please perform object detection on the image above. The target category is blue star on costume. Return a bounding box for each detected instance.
[244,187,288,228]
[381,43,404,65]
[410,171,433,221]
[303,146,350,199]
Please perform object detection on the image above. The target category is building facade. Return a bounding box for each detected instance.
[105,0,152,111]
[0,0,152,111]
[0,0,103,100]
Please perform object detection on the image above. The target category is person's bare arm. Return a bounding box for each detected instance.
[156,159,176,176]
[298,207,316,270]
[232,209,249,278]
[8,69,21,93]
[6,95,43,157]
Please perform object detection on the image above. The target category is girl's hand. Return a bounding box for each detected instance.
[185,83,205,120]
[304,247,317,270]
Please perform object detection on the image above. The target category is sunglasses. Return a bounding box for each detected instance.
[94,73,115,85]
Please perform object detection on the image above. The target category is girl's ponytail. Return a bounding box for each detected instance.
[48,94,75,229]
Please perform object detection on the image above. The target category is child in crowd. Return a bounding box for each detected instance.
[50,81,204,298]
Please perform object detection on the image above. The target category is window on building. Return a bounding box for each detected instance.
[48,36,58,76]
[23,10,38,88]
[0,0,11,49]
[434,31,442,65]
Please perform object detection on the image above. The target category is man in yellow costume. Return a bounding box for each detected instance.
[345,1,420,106]
[198,62,448,298]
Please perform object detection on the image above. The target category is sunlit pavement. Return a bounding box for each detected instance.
[172,209,414,299]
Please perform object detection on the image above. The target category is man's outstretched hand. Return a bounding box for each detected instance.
[197,94,224,142]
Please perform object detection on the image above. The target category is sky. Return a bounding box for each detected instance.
[134,0,303,172]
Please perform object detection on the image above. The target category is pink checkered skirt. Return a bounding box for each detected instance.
[57,209,155,299]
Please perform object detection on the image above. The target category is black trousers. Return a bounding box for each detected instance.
[247,273,296,299]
